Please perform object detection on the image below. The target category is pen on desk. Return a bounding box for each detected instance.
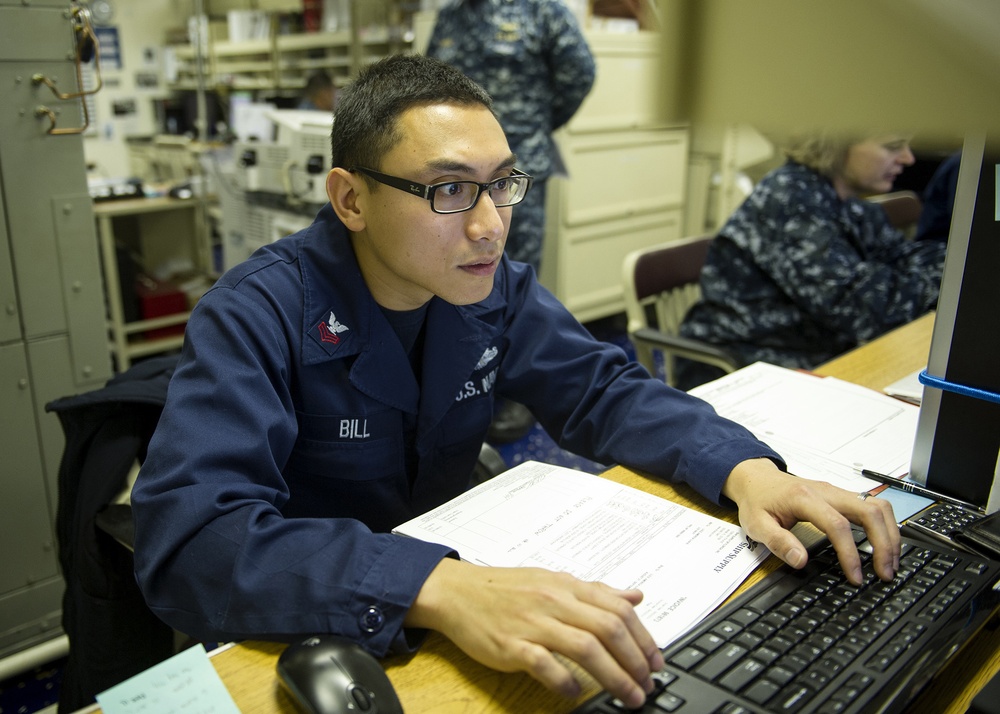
[860,469,982,511]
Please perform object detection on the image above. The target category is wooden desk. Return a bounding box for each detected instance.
[161,312,1000,712]
[811,311,935,389]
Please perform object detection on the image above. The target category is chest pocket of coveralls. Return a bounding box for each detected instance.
[285,409,403,481]
[410,382,495,503]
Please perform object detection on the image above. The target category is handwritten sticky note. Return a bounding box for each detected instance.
[96,644,241,714]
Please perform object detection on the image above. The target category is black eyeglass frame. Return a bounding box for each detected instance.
[350,166,533,214]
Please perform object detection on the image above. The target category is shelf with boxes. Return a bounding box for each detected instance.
[94,196,215,371]
[168,36,277,92]
[166,24,413,95]
[275,29,355,90]
[212,38,277,90]
[276,26,410,90]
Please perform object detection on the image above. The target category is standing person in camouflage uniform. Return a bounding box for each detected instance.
[426,0,596,271]
[676,134,947,390]
[427,0,597,442]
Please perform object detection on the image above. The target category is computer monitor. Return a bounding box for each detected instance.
[910,135,1000,510]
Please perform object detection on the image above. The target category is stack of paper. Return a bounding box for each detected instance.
[689,362,920,494]
[394,461,769,648]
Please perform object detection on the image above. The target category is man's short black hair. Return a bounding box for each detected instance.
[331,54,495,174]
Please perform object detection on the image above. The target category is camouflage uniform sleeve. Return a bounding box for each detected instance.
[538,0,596,130]
[424,9,446,56]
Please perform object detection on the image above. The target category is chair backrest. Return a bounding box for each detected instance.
[624,235,713,331]
[868,190,923,237]
[622,235,715,377]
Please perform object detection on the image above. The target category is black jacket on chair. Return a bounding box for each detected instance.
[46,355,179,713]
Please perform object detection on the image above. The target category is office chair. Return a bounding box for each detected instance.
[471,442,509,486]
[46,355,179,713]
[867,190,923,237]
[622,235,739,387]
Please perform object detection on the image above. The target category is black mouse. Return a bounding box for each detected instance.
[276,635,404,714]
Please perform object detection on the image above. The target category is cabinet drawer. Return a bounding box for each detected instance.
[557,129,688,228]
[570,31,665,133]
[542,210,682,322]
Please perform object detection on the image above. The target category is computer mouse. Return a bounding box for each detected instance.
[276,635,404,714]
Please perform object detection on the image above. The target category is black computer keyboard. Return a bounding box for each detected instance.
[572,531,1000,714]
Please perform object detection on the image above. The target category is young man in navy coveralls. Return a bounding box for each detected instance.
[132,55,900,709]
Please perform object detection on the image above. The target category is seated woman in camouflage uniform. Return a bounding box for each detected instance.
[676,133,947,390]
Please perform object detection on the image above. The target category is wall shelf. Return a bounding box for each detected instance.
[94,196,213,371]
[166,5,412,95]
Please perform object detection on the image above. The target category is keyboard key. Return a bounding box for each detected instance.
[714,620,743,638]
[763,664,795,687]
[730,608,760,627]
[744,677,781,705]
[718,658,766,692]
[694,632,726,652]
[669,646,706,671]
[695,643,748,680]
[653,690,684,712]
[775,682,815,712]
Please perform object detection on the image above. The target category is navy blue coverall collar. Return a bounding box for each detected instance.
[297,205,505,443]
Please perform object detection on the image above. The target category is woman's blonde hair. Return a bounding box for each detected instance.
[782,132,861,178]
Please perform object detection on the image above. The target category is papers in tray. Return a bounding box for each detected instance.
[883,367,925,405]
[689,362,919,494]
[393,460,769,649]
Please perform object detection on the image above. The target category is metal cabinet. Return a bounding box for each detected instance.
[0,1,112,663]
[540,31,690,322]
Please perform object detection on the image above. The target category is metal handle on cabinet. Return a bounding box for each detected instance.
[32,5,104,135]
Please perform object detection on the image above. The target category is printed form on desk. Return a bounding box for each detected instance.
[393,460,769,648]
[689,361,919,494]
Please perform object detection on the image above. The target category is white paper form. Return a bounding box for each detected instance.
[393,461,769,648]
[689,362,919,492]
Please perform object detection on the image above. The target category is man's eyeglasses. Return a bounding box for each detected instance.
[351,166,533,214]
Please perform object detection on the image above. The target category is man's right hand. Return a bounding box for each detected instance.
[404,558,663,709]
